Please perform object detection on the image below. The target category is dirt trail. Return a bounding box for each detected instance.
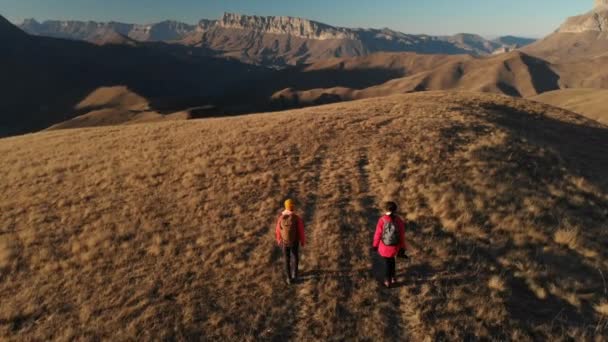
[293,149,360,340]
[292,129,409,340]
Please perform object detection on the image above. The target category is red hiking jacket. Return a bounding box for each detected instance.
[275,210,306,247]
[373,214,406,258]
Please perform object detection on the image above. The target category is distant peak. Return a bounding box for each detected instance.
[21,18,40,25]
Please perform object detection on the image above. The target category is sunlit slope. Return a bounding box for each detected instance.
[532,88,608,125]
[1,92,607,340]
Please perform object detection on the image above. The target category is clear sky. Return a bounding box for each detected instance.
[0,0,593,37]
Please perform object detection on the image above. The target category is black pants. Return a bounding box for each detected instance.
[384,257,396,281]
[282,244,299,280]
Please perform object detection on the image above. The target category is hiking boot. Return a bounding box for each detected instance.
[286,277,293,285]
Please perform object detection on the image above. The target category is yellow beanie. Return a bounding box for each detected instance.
[284,199,295,210]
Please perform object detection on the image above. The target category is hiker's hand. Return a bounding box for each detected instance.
[398,250,408,259]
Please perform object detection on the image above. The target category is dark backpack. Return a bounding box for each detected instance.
[280,214,298,246]
[381,217,399,246]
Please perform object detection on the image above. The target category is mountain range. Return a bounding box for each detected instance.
[0,14,269,136]
[19,13,536,66]
[2,1,608,136]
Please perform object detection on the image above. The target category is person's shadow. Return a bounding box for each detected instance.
[296,268,371,284]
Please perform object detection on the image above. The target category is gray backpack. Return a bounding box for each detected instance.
[381,218,399,246]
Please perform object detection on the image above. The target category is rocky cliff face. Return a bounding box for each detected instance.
[558,2,608,33]
[216,13,355,40]
[522,1,608,62]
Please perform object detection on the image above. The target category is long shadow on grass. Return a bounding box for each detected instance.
[263,145,328,341]
[480,103,608,192]
[357,152,406,340]
[413,212,601,338]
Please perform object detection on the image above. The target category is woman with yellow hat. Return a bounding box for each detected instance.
[275,199,306,284]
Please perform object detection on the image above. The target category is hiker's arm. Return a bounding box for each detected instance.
[298,217,306,247]
[275,218,282,245]
[373,219,383,247]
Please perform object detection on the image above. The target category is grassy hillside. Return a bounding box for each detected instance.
[533,88,608,125]
[0,92,607,340]
[522,31,608,63]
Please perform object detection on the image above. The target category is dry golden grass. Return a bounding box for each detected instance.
[554,228,579,249]
[596,302,608,317]
[532,88,608,125]
[488,275,507,293]
[0,91,607,340]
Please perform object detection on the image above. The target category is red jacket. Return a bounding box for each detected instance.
[275,210,306,246]
[373,214,406,258]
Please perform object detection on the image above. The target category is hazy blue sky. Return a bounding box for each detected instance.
[0,0,594,37]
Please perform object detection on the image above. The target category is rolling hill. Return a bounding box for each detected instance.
[532,88,608,125]
[267,51,560,107]
[223,52,474,110]
[0,92,607,340]
[45,87,184,130]
[45,86,221,130]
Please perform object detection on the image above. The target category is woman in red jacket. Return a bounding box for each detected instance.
[373,201,407,288]
[275,199,306,284]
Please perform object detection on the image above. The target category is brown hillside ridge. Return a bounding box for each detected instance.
[302,52,474,76]
[550,55,608,89]
[271,51,560,107]
[46,86,199,130]
[229,52,474,110]
[532,88,608,125]
[1,92,607,340]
